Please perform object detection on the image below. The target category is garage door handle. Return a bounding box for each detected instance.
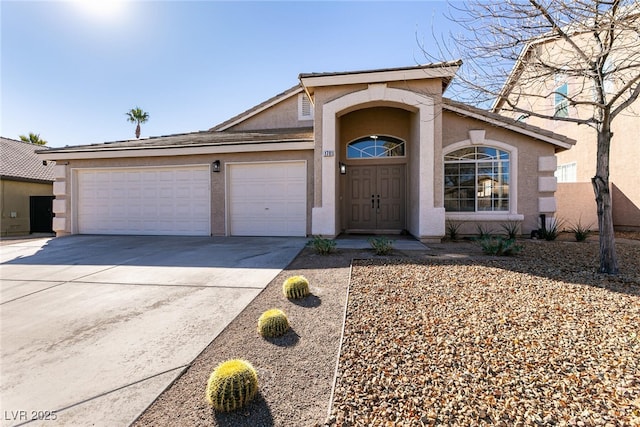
[377,195,380,209]
[371,195,375,209]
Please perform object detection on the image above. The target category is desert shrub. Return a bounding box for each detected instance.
[569,219,593,242]
[479,236,523,256]
[368,236,394,255]
[282,275,310,299]
[475,224,494,239]
[257,308,290,338]
[205,359,258,412]
[539,217,564,241]
[307,235,336,255]
[500,221,521,239]
[446,220,463,241]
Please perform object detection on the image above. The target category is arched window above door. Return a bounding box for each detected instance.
[346,135,405,159]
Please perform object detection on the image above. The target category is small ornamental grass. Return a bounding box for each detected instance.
[446,220,463,241]
[205,359,258,412]
[479,236,523,256]
[539,217,564,241]
[257,308,290,338]
[368,236,394,255]
[307,235,337,255]
[282,275,310,299]
[569,219,594,242]
[500,220,521,239]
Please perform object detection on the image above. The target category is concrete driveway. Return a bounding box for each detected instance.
[0,235,306,427]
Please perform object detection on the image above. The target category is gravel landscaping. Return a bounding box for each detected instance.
[135,235,639,427]
[330,239,640,426]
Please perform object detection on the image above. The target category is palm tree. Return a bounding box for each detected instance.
[19,132,47,145]
[125,107,149,139]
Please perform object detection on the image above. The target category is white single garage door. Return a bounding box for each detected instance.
[76,166,210,236]
[228,161,306,236]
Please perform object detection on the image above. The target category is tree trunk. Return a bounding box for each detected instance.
[591,119,618,274]
[135,123,141,139]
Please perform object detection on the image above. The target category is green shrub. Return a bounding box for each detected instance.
[205,359,258,412]
[569,219,593,242]
[257,308,290,338]
[282,275,310,299]
[500,221,521,239]
[368,236,394,255]
[539,217,564,241]
[479,236,523,256]
[307,235,336,255]
[446,220,463,241]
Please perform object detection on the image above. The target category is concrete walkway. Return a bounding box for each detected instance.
[0,235,305,427]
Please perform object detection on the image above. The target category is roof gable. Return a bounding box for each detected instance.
[211,85,303,132]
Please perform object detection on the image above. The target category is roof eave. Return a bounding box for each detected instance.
[444,102,575,150]
[299,61,462,89]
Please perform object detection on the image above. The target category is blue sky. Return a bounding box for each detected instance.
[2,1,464,148]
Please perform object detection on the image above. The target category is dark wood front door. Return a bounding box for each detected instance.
[346,165,405,231]
[29,196,54,233]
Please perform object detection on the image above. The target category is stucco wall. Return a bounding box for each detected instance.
[54,150,314,236]
[226,92,313,131]
[0,179,53,236]
[555,182,599,231]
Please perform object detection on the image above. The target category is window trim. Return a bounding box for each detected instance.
[443,139,519,217]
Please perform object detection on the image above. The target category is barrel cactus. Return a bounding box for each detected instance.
[258,308,290,338]
[205,359,258,412]
[282,275,310,299]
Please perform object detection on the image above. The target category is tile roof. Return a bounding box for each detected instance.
[39,128,314,153]
[298,61,463,79]
[443,98,576,149]
[0,137,56,182]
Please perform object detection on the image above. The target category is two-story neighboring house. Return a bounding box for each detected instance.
[38,62,575,240]
[492,15,640,231]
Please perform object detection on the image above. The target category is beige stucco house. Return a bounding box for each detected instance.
[492,17,640,231]
[1,137,56,236]
[38,63,574,241]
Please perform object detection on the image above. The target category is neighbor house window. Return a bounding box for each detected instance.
[444,146,510,212]
[554,78,569,118]
[298,93,313,120]
[347,135,405,159]
[555,162,577,183]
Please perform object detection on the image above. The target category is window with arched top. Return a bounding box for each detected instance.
[444,146,510,212]
[346,135,405,159]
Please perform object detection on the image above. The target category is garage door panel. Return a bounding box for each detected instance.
[229,162,306,237]
[77,166,210,236]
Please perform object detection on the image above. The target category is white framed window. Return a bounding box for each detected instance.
[555,162,577,183]
[298,93,313,120]
[444,146,510,212]
[346,135,405,159]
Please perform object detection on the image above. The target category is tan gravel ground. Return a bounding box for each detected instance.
[329,239,640,426]
[134,235,639,427]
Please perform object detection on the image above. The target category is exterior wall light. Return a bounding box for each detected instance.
[212,160,221,173]
[339,162,347,175]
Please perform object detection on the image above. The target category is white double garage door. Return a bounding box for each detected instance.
[76,162,306,237]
